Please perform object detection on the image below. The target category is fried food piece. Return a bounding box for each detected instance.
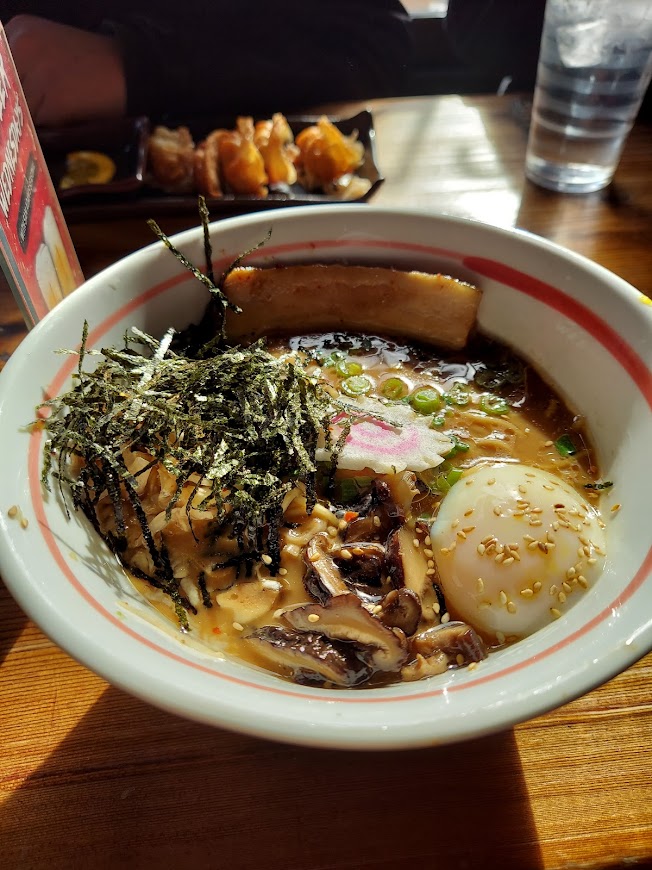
[147,125,195,192]
[223,265,481,350]
[219,116,268,197]
[295,116,365,190]
[254,113,299,186]
[193,129,228,198]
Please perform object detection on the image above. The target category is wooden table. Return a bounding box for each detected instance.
[1,94,651,869]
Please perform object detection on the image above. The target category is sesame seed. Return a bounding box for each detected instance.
[476,578,485,593]
[566,567,576,579]
[479,602,491,609]
[462,526,476,534]
[441,612,450,623]
[424,535,432,546]
[427,559,435,568]
[558,592,567,604]
[481,535,494,545]
[507,601,516,614]
[449,541,457,551]
[579,535,590,546]
[496,631,506,644]
[530,507,543,514]
[273,609,285,619]
[598,519,606,529]
[477,543,486,556]
[503,556,515,566]
[538,542,548,553]
[373,515,382,528]
[465,479,474,486]
[524,427,531,434]
[525,472,536,478]
[451,519,460,529]
[583,546,592,557]
[550,584,558,596]
[433,602,441,614]
[518,484,527,494]
[308,613,320,623]
[308,552,321,563]
[495,552,505,563]
[339,549,353,560]
[413,538,420,548]
[278,568,288,576]
[327,526,338,537]
[426,568,436,576]
[372,604,383,614]
[552,521,560,531]
[487,477,496,486]
[464,509,474,517]
[440,547,450,554]
[468,661,478,671]
[232,622,244,632]
[7,505,18,518]
[533,581,542,592]
[520,588,534,598]
[529,519,543,527]
[456,531,467,541]
[611,503,622,513]
[577,547,586,559]
[499,590,508,605]
[260,554,272,566]
[513,511,525,517]
[527,540,539,550]
[587,557,597,565]
[544,440,553,447]
[523,534,535,542]
[578,575,589,588]
[456,653,465,666]
[543,484,554,491]
[550,608,562,619]
[493,506,502,517]
[338,519,348,531]
[424,548,435,557]
[562,581,572,593]
[20,517,28,529]
[352,547,365,556]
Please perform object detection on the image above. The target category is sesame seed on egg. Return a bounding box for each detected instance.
[430,463,607,643]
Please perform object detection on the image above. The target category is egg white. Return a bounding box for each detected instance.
[430,463,607,642]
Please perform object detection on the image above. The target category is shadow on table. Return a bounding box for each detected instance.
[1,686,545,870]
[0,579,28,667]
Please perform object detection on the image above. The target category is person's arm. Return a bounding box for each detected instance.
[4,14,126,126]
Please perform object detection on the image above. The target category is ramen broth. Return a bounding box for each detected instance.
[128,331,602,686]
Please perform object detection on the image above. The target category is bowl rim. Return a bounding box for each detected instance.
[1,204,652,750]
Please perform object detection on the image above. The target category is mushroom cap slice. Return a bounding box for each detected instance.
[303,532,349,601]
[412,621,487,664]
[385,524,432,600]
[283,593,409,672]
[246,625,371,687]
[379,588,422,637]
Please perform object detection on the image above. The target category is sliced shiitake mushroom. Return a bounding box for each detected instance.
[283,592,409,672]
[246,625,371,687]
[379,588,421,637]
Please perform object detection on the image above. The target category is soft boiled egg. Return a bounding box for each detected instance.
[430,463,607,643]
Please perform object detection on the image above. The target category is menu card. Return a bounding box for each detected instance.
[0,24,84,328]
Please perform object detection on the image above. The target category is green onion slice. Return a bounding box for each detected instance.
[409,387,441,415]
[340,375,373,397]
[381,377,408,400]
[479,393,510,415]
[555,434,578,457]
[335,360,363,378]
[446,382,472,407]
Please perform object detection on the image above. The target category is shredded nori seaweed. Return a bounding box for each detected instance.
[38,200,342,627]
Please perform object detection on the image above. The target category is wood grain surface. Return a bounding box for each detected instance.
[1,94,651,870]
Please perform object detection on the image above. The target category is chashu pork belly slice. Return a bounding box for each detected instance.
[222,264,481,350]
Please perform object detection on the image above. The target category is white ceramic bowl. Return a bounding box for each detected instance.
[1,205,651,750]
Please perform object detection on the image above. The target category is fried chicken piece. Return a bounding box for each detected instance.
[147,125,195,192]
[193,129,229,198]
[254,113,299,186]
[295,116,365,191]
[219,116,268,196]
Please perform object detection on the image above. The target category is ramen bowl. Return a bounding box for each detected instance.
[0,205,651,749]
